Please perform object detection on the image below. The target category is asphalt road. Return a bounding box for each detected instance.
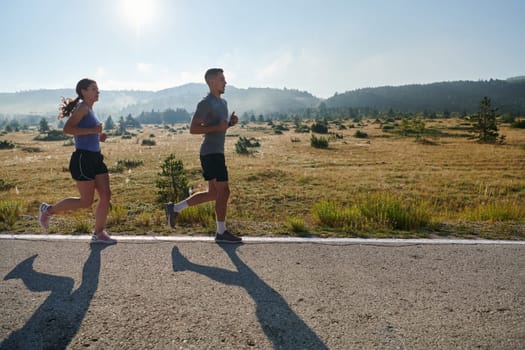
[1,238,524,349]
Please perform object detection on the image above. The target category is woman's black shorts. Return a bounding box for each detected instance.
[69,149,108,181]
[200,153,228,182]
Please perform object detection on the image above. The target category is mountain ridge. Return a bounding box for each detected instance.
[1,76,524,118]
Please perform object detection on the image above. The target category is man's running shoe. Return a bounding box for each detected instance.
[215,230,242,244]
[165,202,178,228]
[38,203,52,230]
[91,231,116,244]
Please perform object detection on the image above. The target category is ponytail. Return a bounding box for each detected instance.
[58,96,81,119]
[57,78,96,119]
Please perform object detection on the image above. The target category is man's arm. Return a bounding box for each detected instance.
[189,116,229,134]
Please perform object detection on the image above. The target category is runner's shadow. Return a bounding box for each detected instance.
[1,244,110,350]
[172,244,328,349]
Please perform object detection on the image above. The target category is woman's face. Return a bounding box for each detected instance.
[82,82,99,103]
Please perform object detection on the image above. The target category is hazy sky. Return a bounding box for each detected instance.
[1,0,524,98]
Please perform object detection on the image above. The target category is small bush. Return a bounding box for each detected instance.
[311,121,328,134]
[235,136,260,155]
[294,124,310,133]
[0,200,23,229]
[21,146,42,153]
[141,139,156,146]
[110,159,145,173]
[310,134,329,149]
[34,130,70,141]
[354,130,368,138]
[0,140,15,149]
[511,120,525,129]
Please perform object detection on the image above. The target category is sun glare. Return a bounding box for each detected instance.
[119,0,158,35]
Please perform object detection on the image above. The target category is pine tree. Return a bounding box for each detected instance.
[38,118,50,133]
[471,97,499,143]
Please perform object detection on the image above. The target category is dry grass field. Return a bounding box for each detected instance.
[1,118,524,239]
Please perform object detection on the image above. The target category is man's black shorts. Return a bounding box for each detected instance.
[69,150,108,181]
[200,153,228,182]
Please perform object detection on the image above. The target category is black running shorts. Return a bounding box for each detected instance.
[69,150,108,181]
[200,153,228,182]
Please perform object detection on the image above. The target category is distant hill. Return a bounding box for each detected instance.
[0,84,321,118]
[325,78,525,114]
[1,77,524,119]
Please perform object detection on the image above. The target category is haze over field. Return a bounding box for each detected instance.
[1,0,524,98]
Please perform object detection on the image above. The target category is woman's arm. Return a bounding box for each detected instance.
[63,105,102,136]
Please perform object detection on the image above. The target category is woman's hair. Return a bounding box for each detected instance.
[58,78,96,119]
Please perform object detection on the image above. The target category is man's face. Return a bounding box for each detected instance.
[209,72,227,94]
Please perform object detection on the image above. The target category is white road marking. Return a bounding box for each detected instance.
[0,234,524,245]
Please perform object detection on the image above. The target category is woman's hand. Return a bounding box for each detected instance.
[229,112,238,127]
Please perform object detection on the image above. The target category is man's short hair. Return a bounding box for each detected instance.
[205,68,223,84]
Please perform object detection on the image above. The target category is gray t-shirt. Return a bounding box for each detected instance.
[193,93,229,155]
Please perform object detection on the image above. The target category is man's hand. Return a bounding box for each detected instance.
[99,132,107,142]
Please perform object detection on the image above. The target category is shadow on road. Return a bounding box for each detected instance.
[172,243,328,349]
[1,244,111,350]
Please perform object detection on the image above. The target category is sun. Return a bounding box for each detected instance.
[119,0,158,36]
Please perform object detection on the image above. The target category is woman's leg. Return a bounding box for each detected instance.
[47,181,95,215]
[93,173,111,235]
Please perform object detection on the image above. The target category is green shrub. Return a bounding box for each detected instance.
[110,159,145,173]
[0,140,15,149]
[141,139,156,146]
[511,119,525,129]
[34,130,70,141]
[235,136,260,155]
[311,120,328,134]
[354,130,368,138]
[0,200,23,229]
[310,134,329,149]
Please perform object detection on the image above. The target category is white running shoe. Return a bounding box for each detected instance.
[38,203,52,230]
[91,231,116,244]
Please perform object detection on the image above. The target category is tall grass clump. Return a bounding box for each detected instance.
[313,194,432,232]
[71,213,91,233]
[358,193,432,230]
[177,202,215,228]
[286,216,309,236]
[0,200,23,229]
[461,200,525,222]
[312,200,368,230]
[107,204,128,225]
